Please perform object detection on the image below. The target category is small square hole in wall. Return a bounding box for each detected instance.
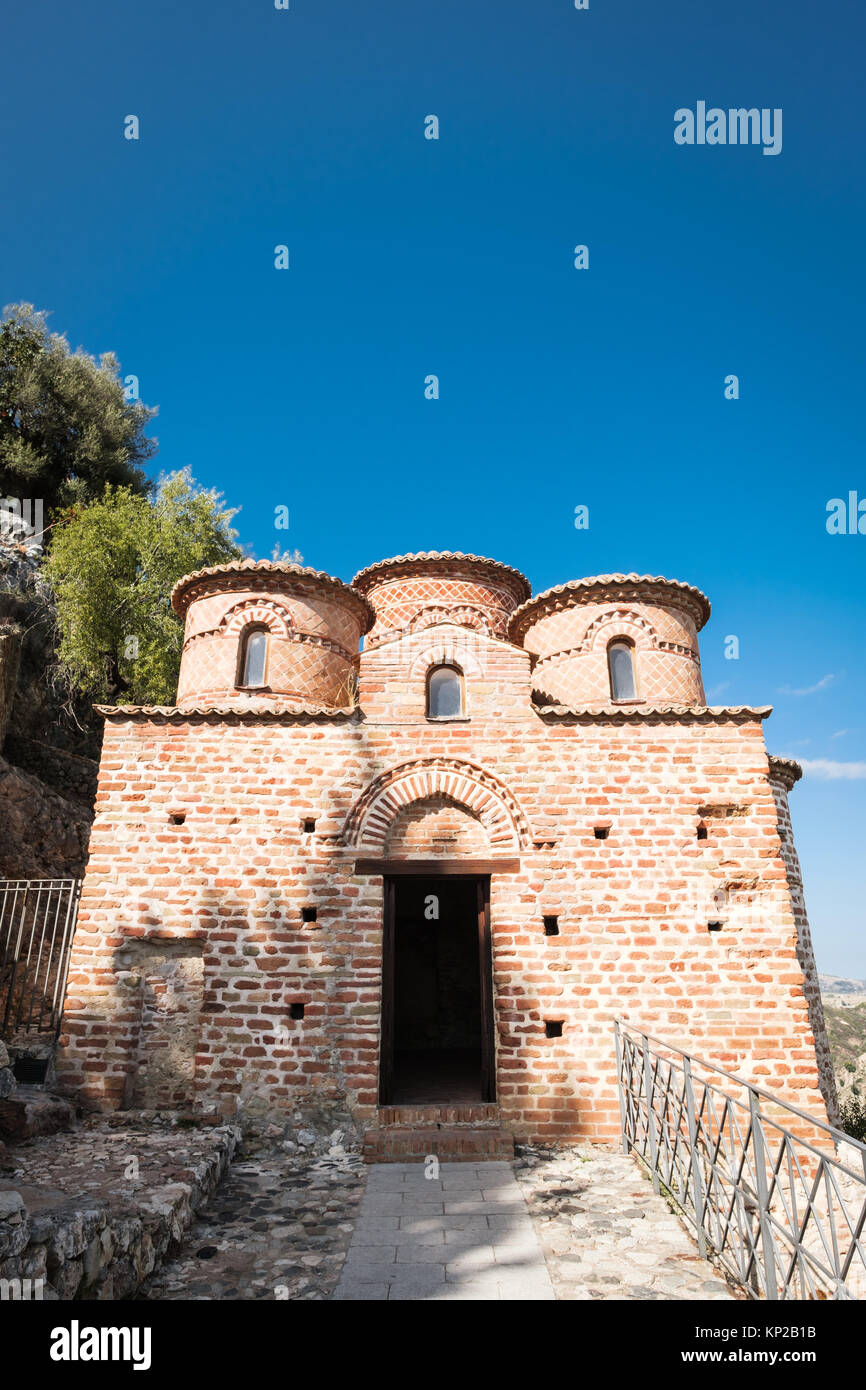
[302,907,317,923]
[545,1020,564,1038]
[707,920,724,933]
[169,813,186,826]
[593,826,609,840]
[302,818,316,834]
[697,824,708,841]
[543,915,559,937]
[13,1055,49,1084]
[290,1003,305,1020]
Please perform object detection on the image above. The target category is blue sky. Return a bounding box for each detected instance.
[3,0,865,973]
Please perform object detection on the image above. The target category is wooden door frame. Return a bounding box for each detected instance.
[379,877,396,1104]
[476,876,495,1103]
[378,872,496,1105]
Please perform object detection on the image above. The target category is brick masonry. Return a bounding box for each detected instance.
[56,555,838,1143]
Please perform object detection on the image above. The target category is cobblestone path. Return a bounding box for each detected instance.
[515,1145,736,1301]
[140,1142,736,1301]
[139,1148,365,1301]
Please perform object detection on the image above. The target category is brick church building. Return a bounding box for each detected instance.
[58,552,836,1151]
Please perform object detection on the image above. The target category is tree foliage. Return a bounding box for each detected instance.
[0,303,156,516]
[839,1097,866,1144]
[44,470,241,704]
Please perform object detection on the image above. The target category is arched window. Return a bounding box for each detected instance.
[238,626,269,688]
[426,664,464,719]
[607,640,637,701]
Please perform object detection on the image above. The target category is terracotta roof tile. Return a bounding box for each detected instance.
[351,551,531,598]
[96,702,354,721]
[170,559,374,627]
[534,703,771,721]
[509,573,711,638]
[768,754,803,788]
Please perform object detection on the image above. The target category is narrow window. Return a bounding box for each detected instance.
[302,907,317,923]
[608,641,637,701]
[239,626,268,688]
[545,1020,564,1038]
[290,1003,305,1020]
[543,915,559,937]
[426,664,464,719]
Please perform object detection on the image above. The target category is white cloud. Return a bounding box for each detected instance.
[796,758,866,780]
[778,674,835,697]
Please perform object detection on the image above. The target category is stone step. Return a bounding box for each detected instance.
[363,1124,515,1163]
[0,1086,76,1143]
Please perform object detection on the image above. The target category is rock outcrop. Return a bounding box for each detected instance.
[0,756,92,880]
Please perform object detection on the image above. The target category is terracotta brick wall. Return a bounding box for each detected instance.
[384,796,491,857]
[58,695,832,1142]
[769,768,839,1125]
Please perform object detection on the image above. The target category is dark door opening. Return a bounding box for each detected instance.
[379,875,495,1105]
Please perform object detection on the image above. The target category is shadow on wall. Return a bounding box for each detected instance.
[111,883,351,1120]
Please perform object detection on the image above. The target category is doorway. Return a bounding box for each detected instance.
[379,875,495,1105]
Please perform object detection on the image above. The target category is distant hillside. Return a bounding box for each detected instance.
[820,973,866,998]
[820,976,866,1119]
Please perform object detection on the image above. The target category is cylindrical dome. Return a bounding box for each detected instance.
[170,560,374,709]
[352,551,530,648]
[508,573,710,709]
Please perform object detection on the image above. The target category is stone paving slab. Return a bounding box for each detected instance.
[333,1161,556,1302]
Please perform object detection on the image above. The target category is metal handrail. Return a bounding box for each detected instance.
[619,1021,866,1166]
[615,1019,866,1300]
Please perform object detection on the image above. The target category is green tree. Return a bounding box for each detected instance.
[0,303,156,517]
[44,470,241,704]
[839,1097,866,1144]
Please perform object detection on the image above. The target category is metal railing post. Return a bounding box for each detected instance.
[614,1019,630,1155]
[642,1032,661,1194]
[683,1054,707,1257]
[750,1086,779,1300]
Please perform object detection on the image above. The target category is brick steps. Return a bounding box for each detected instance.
[376,1103,501,1128]
[364,1104,514,1163]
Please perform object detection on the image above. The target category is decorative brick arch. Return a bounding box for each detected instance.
[221,599,294,639]
[343,758,531,851]
[406,605,492,636]
[407,640,484,680]
[580,608,658,653]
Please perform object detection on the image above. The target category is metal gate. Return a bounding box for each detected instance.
[0,879,82,1038]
